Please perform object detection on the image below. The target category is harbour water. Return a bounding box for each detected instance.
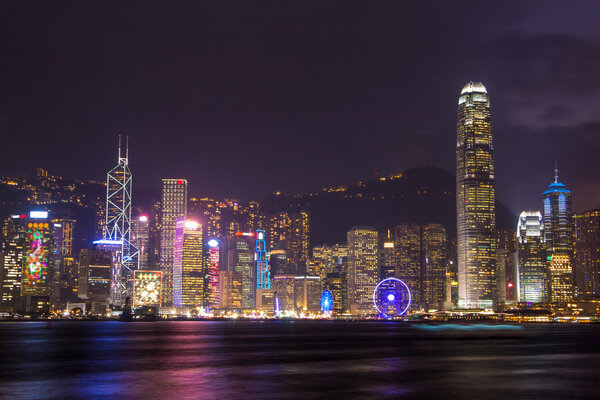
[0,321,599,399]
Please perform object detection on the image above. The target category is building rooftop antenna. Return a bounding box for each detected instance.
[118,134,122,162]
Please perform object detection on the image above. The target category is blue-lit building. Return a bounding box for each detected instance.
[542,166,574,302]
[256,230,270,289]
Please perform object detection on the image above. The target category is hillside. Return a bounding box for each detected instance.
[261,166,517,246]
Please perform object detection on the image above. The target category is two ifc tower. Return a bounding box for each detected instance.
[456,81,572,308]
[456,81,496,309]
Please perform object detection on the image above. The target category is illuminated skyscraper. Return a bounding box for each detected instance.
[517,211,547,303]
[173,219,204,308]
[543,166,574,303]
[105,136,138,301]
[270,249,288,276]
[456,81,497,308]
[227,233,255,309]
[422,224,447,310]
[246,201,267,232]
[574,209,600,297]
[325,272,346,314]
[380,230,395,279]
[21,211,53,314]
[256,230,270,289]
[78,249,112,306]
[205,238,220,308]
[293,275,322,312]
[50,218,77,307]
[268,212,291,250]
[133,270,162,307]
[160,179,187,307]
[549,254,573,302]
[497,230,518,302]
[310,244,335,284]
[1,236,24,312]
[347,226,378,315]
[289,211,310,264]
[394,224,422,305]
[149,200,162,268]
[131,215,150,270]
[394,223,447,310]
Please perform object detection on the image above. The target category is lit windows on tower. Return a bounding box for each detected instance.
[517,211,547,303]
[256,230,270,289]
[542,165,574,303]
[206,238,220,308]
[160,178,188,307]
[456,81,497,309]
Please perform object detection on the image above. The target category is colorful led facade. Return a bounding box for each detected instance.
[456,81,497,308]
[256,230,270,289]
[206,239,220,307]
[22,221,51,296]
[173,219,204,308]
[320,289,334,313]
[517,211,547,303]
[78,249,112,303]
[172,218,185,307]
[133,270,162,306]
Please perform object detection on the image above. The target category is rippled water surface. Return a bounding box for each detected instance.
[1,321,599,399]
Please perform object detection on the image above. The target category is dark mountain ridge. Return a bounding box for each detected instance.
[261,166,516,246]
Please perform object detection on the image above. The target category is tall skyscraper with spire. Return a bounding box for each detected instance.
[456,82,497,308]
[543,164,574,302]
[105,135,138,303]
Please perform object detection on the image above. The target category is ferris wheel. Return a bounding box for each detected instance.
[373,278,411,318]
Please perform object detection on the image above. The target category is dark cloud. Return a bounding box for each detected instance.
[539,105,572,122]
[495,121,600,213]
[0,2,599,217]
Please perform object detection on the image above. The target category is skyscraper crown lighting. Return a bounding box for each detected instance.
[460,81,487,95]
[456,81,496,309]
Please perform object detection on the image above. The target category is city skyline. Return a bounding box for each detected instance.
[2,2,600,215]
[3,3,600,398]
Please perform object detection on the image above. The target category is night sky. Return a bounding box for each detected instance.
[2,1,600,214]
